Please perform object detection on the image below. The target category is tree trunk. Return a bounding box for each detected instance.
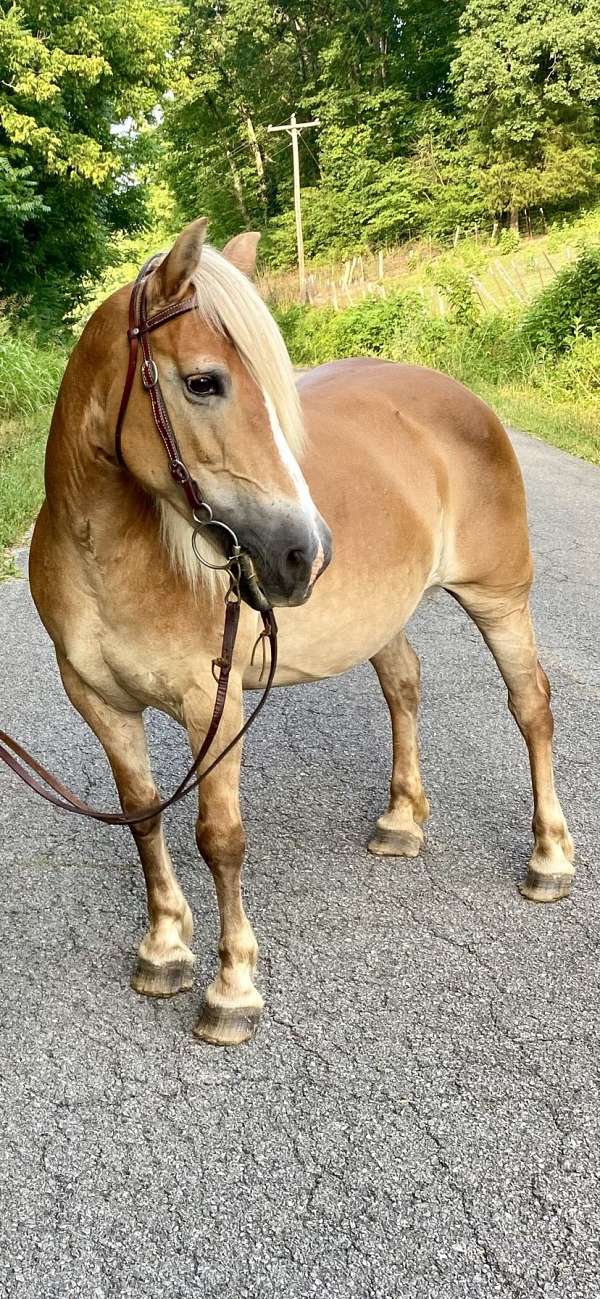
[246,115,268,215]
[226,150,250,224]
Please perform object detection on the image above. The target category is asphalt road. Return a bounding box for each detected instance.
[0,431,598,1299]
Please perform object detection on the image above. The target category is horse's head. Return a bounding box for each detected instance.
[115,218,331,607]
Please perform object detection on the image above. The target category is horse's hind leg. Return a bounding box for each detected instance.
[58,656,195,995]
[446,585,574,901]
[369,630,430,858]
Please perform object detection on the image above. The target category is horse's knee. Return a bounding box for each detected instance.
[508,668,554,742]
[131,811,162,843]
[118,782,161,841]
[405,640,421,687]
[195,815,245,872]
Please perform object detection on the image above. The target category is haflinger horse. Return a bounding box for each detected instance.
[28,217,574,1047]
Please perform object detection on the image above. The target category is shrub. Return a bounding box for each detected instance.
[274,304,338,366]
[548,330,600,397]
[275,292,426,366]
[277,286,533,389]
[497,229,521,255]
[276,269,600,467]
[391,311,531,387]
[521,248,600,354]
[428,263,479,325]
[326,293,425,358]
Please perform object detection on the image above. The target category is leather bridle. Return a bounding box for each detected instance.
[0,259,278,825]
[116,261,273,612]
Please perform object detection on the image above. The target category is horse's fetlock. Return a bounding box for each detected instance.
[218,936,258,973]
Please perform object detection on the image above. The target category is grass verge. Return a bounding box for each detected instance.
[275,257,600,468]
[0,408,52,578]
[473,385,600,465]
[0,322,66,579]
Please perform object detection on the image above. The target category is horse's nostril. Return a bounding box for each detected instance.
[286,548,306,571]
[278,533,316,595]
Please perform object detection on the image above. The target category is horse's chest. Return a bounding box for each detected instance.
[102,624,188,716]
[63,603,185,717]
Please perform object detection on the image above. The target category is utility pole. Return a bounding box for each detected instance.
[267,112,320,300]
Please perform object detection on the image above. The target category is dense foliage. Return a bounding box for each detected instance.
[277,246,600,372]
[2,0,600,300]
[163,0,600,264]
[453,0,600,223]
[521,248,600,353]
[0,0,177,315]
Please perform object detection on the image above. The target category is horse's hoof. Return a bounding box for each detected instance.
[193,1001,261,1047]
[131,956,195,998]
[518,869,574,904]
[368,825,423,858]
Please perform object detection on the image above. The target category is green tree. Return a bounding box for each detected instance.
[451,0,600,225]
[163,0,467,262]
[0,0,178,317]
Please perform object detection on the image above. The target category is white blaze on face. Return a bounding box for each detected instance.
[263,393,316,525]
[263,391,328,588]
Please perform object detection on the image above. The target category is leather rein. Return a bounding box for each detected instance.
[0,261,278,826]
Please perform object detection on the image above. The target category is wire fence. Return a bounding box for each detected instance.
[258,241,576,315]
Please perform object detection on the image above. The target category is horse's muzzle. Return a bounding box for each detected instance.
[243,511,332,608]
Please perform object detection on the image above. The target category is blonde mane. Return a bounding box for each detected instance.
[192,244,305,459]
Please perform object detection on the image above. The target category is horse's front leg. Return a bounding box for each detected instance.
[58,656,195,997]
[185,677,262,1047]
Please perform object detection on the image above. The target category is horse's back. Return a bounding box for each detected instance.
[297,358,532,595]
[297,357,518,475]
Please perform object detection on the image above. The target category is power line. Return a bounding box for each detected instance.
[299,131,321,176]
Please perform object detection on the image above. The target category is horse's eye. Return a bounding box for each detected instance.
[185,373,222,398]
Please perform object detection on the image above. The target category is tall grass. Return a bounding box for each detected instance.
[0,321,67,574]
[0,321,66,420]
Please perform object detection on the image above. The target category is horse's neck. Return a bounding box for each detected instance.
[44,380,223,610]
[42,335,234,620]
[44,374,158,564]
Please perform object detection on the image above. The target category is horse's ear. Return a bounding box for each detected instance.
[222,232,261,278]
[153,217,209,302]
